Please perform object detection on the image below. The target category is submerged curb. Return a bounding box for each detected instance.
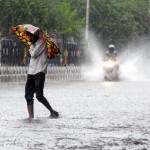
[0,66,83,83]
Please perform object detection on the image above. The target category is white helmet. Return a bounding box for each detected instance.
[108,44,115,52]
[108,45,115,49]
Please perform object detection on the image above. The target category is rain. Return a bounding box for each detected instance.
[0,0,150,150]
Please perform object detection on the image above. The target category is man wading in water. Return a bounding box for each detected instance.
[25,30,59,119]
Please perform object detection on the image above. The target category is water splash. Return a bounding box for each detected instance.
[119,37,150,81]
[82,34,150,82]
[82,31,105,81]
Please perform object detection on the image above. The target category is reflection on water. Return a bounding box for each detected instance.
[102,81,116,88]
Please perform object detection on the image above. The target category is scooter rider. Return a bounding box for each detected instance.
[104,45,117,61]
[103,44,119,71]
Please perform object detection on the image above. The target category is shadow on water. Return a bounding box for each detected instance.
[21,118,48,124]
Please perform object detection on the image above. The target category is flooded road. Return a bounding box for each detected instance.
[0,81,150,150]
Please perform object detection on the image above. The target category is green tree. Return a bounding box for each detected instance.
[88,0,149,47]
[0,0,149,48]
[0,0,85,39]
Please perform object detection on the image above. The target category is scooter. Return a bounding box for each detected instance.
[103,59,119,81]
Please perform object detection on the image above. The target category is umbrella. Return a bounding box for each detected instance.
[11,24,62,59]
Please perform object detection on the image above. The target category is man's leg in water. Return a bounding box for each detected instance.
[25,74,35,118]
[34,72,59,117]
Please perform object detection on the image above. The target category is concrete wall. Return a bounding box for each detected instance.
[0,66,83,83]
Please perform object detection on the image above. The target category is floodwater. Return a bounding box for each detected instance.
[0,81,150,150]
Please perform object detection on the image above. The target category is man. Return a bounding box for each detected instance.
[103,44,119,75]
[104,45,117,61]
[25,31,59,119]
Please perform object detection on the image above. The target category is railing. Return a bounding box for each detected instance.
[0,66,83,83]
[0,39,82,66]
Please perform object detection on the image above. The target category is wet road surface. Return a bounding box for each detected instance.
[0,81,150,150]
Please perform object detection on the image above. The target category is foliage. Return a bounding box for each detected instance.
[0,0,149,47]
[0,0,85,38]
[89,0,150,46]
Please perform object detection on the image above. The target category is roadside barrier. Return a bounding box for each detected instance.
[0,66,83,83]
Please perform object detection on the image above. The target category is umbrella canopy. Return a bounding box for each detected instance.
[11,24,62,59]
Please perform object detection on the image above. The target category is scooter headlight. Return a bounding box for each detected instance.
[103,60,116,68]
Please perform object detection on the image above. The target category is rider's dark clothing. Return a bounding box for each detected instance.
[103,50,119,70]
[104,50,117,60]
